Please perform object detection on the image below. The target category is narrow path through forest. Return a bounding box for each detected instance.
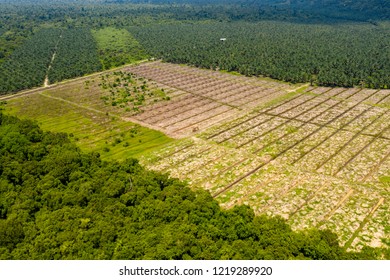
[44,32,63,87]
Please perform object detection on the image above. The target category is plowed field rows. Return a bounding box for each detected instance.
[125,61,293,138]
[132,62,389,251]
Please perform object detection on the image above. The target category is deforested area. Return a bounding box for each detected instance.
[0,0,389,261]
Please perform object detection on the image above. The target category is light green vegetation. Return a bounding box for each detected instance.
[99,71,169,114]
[92,27,148,70]
[3,91,172,161]
[379,176,390,184]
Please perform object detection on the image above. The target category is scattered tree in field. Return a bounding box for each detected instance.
[99,71,169,113]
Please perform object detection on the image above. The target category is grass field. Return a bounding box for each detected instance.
[92,27,147,70]
[3,73,173,160]
[3,61,389,252]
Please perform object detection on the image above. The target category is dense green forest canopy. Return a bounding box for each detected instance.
[0,111,387,260]
[0,29,61,93]
[130,21,390,88]
[0,0,388,26]
[0,0,389,94]
[98,0,390,21]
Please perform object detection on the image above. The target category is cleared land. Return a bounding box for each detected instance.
[2,69,174,160]
[125,62,295,138]
[3,61,389,251]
